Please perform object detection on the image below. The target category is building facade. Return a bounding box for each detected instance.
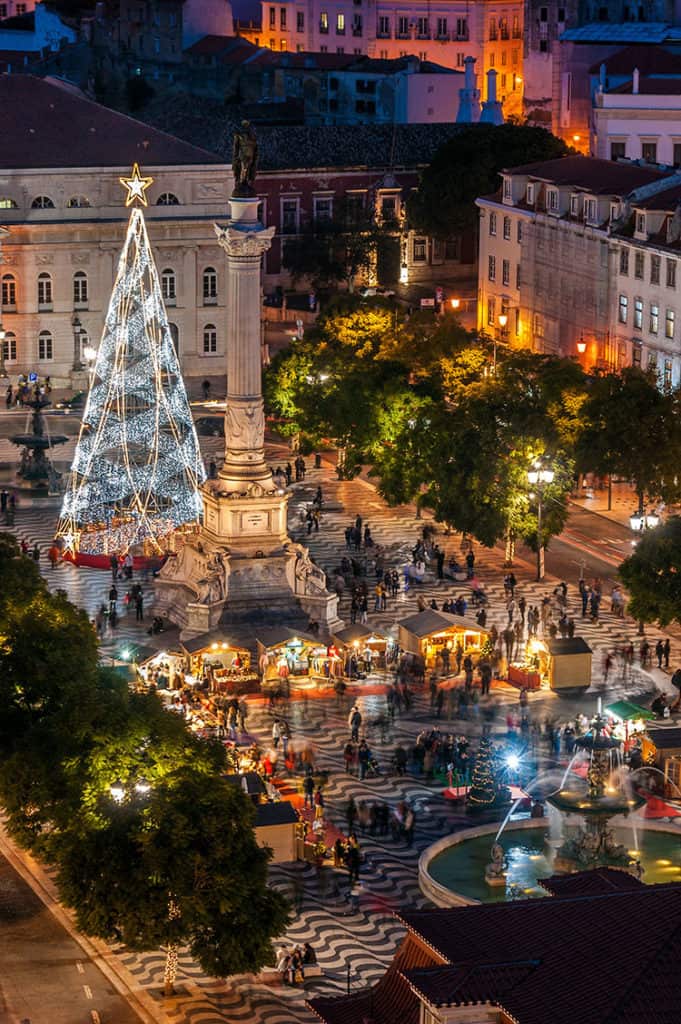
[239,0,524,118]
[476,155,679,370]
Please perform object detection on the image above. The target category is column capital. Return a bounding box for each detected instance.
[214,224,275,258]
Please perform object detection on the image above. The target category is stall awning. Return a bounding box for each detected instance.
[397,609,487,638]
[606,700,655,722]
[256,626,317,649]
[332,624,388,646]
[125,644,165,666]
[181,632,248,655]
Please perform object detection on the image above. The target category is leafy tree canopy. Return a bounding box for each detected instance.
[407,124,571,237]
[619,516,681,626]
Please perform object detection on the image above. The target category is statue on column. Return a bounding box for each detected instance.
[232,121,258,198]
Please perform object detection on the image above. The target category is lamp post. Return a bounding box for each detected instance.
[528,459,554,580]
[495,313,508,373]
[450,297,460,311]
[576,334,587,357]
[0,322,6,380]
[72,313,83,371]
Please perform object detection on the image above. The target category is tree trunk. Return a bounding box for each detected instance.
[503,529,516,568]
[164,944,178,997]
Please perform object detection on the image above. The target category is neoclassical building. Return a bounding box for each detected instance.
[0,74,231,389]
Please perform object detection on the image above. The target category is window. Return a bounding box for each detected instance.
[281,198,299,234]
[540,5,548,19]
[489,52,495,66]
[2,332,16,362]
[73,271,88,306]
[489,16,498,38]
[502,259,510,286]
[648,351,658,370]
[558,7,566,19]
[203,324,217,354]
[280,6,286,28]
[610,141,626,161]
[336,12,344,32]
[516,264,521,289]
[502,178,512,202]
[488,255,496,282]
[31,196,54,209]
[38,330,53,361]
[632,342,642,368]
[0,197,17,208]
[666,309,675,339]
[642,141,657,164]
[157,192,180,205]
[489,212,497,236]
[503,215,511,239]
[320,11,328,31]
[674,143,681,168]
[618,294,628,323]
[37,272,52,308]
[417,16,429,36]
[667,260,677,289]
[456,17,467,36]
[413,238,427,262]
[585,199,597,223]
[547,189,559,212]
[619,248,629,275]
[634,298,643,329]
[2,274,16,308]
[664,358,673,389]
[397,15,408,35]
[161,268,176,302]
[650,303,659,334]
[526,184,534,205]
[610,203,620,222]
[378,15,389,34]
[501,50,507,66]
[570,194,579,217]
[202,266,217,304]
[456,52,465,65]
[436,16,447,36]
[651,254,661,285]
[636,213,646,235]
[487,297,495,325]
[517,221,523,243]
[297,10,304,30]
[0,4,6,16]
[67,195,90,208]
[280,39,287,49]
[269,5,275,26]
[634,251,645,279]
[313,196,333,223]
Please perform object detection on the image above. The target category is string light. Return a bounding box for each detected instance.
[57,204,205,556]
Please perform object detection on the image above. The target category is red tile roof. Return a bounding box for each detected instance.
[403,961,539,1007]
[504,155,669,194]
[539,866,645,896]
[589,44,681,75]
[0,74,223,168]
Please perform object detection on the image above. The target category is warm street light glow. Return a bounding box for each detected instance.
[498,314,508,328]
[135,779,151,795]
[110,780,125,802]
[83,345,97,362]
[577,336,587,354]
[646,512,660,528]
[450,298,460,310]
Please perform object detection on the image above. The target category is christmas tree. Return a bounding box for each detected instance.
[58,167,205,557]
[467,736,497,809]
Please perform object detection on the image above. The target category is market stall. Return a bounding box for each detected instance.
[508,636,547,690]
[397,610,488,670]
[606,700,654,749]
[643,725,681,790]
[135,645,188,690]
[331,624,393,676]
[256,627,335,690]
[180,632,257,694]
[547,637,592,691]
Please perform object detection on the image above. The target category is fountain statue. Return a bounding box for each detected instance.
[485,841,508,886]
[10,393,67,494]
[547,709,646,872]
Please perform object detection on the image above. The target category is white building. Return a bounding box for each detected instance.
[475,155,680,368]
[0,0,35,21]
[0,75,232,390]
[0,1,74,52]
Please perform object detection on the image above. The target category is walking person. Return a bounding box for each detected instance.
[664,639,671,670]
[349,704,362,743]
[135,589,144,621]
[656,639,665,669]
[108,583,118,614]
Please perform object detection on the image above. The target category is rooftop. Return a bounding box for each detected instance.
[589,44,681,75]
[504,155,669,194]
[561,21,670,43]
[0,74,223,169]
[609,75,681,94]
[631,182,681,210]
[539,867,645,896]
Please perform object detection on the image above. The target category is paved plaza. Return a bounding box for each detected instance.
[0,442,675,1024]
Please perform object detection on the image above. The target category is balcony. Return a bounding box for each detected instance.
[352,26,362,35]
[376,28,390,37]
[500,28,509,39]
[435,31,449,40]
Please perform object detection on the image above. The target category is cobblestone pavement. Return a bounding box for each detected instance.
[0,445,672,1024]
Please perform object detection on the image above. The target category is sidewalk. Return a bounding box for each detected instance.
[570,480,650,529]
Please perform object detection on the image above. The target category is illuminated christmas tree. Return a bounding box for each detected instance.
[467,736,498,809]
[57,166,205,558]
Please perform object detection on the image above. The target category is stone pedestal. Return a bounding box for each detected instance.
[155,189,343,639]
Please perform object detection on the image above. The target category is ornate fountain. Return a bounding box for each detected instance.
[10,393,68,494]
[547,710,646,872]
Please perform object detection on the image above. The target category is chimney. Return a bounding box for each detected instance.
[632,67,640,94]
[599,62,606,89]
[479,68,504,125]
[455,55,481,123]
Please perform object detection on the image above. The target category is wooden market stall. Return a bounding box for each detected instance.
[331,624,393,676]
[397,610,488,670]
[180,632,257,694]
[256,627,339,689]
[224,775,298,862]
[547,637,592,691]
[606,700,655,749]
[643,725,681,791]
[135,644,188,690]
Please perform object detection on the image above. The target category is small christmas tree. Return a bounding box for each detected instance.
[467,736,497,810]
[58,167,204,557]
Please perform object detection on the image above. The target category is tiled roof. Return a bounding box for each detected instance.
[588,44,681,75]
[397,609,474,637]
[0,74,223,168]
[609,76,681,94]
[539,867,645,896]
[647,725,681,748]
[403,961,538,1007]
[561,22,670,43]
[632,183,681,209]
[504,155,669,194]
[546,637,592,655]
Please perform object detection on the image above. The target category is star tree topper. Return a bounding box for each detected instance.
[119,162,154,207]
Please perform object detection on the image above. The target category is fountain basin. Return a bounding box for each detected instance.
[419,820,681,906]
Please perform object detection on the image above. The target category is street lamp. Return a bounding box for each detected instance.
[0,322,6,380]
[528,459,554,580]
[72,313,83,371]
[450,297,460,311]
[577,334,587,356]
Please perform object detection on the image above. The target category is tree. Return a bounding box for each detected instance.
[407,124,570,237]
[467,737,510,810]
[53,769,289,988]
[619,516,681,627]
[575,368,681,511]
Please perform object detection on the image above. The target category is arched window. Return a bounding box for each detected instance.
[37,272,53,308]
[203,324,217,354]
[31,196,55,209]
[38,330,53,361]
[2,331,17,362]
[157,192,180,206]
[161,268,176,304]
[0,197,17,209]
[73,271,88,306]
[203,266,218,304]
[168,322,179,355]
[2,273,16,308]
[67,195,91,208]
